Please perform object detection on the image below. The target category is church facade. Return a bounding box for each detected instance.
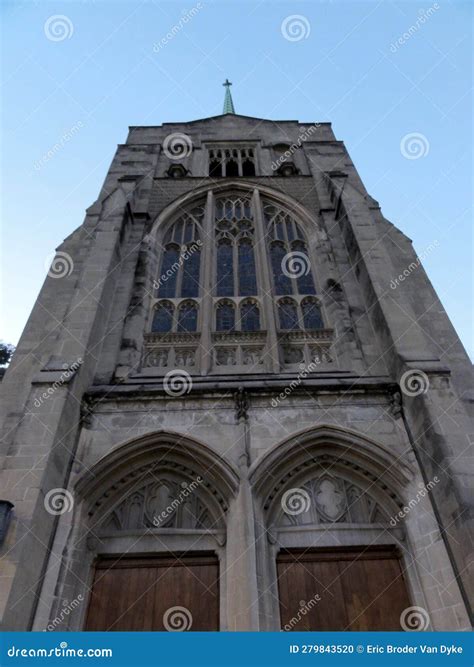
[1,94,472,631]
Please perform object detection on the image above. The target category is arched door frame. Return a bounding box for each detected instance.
[249,424,432,631]
[39,431,240,631]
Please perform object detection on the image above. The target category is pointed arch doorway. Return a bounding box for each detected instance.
[250,425,423,631]
[71,433,240,632]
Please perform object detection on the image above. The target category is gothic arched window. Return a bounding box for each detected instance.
[278,298,299,330]
[147,191,331,374]
[157,244,180,298]
[157,207,203,299]
[215,196,257,298]
[238,239,257,296]
[302,297,324,329]
[181,246,201,298]
[216,300,235,331]
[264,202,317,299]
[177,301,198,332]
[226,158,239,177]
[216,240,234,296]
[270,242,293,295]
[242,159,255,177]
[152,301,174,333]
[240,300,260,331]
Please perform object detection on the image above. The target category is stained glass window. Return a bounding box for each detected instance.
[241,301,260,331]
[177,301,198,332]
[302,298,324,329]
[238,240,257,296]
[152,301,174,332]
[278,299,299,330]
[216,301,235,331]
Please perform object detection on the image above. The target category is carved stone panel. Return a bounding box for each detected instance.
[100,474,216,534]
[276,473,389,527]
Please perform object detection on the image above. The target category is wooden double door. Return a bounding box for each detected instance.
[85,553,219,631]
[277,546,411,631]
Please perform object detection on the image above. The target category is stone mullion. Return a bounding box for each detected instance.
[237,151,243,177]
[252,189,280,372]
[199,189,214,375]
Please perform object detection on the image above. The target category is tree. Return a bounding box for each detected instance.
[0,342,15,366]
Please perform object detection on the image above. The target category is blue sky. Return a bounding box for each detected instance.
[1,0,472,357]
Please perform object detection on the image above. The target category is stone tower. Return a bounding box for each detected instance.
[1,88,472,631]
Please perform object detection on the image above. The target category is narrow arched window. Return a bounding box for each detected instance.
[238,239,257,296]
[242,159,255,177]
[157,244,180,297]
[302,297,324,329]
[270,242,292,295]
[181,244,201,297]
[226,159,239,177]
[278,299,299,330]
[216,301,235,331]
[264,202,318,299]
[292,241,316,295]
[152,301,174,332]
[241,301,260,331]
[216,240,234,296]
[177,301,198,332]
[157,208,203,299]
[209,159,222,177]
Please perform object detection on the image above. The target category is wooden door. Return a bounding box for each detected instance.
[277,546,411,631]
[85,553,219,631]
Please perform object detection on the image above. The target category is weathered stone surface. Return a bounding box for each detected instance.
[0,113,472,631]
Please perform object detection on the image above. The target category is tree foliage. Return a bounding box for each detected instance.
[0,342,15,366]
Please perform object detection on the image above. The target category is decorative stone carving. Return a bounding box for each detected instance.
[283,346,304,364]
[216,347,236,366]
[100,474,216,533]
[234,386,249,421]
[314,477,346,521]
[276,473,389,527]
[390,390,403,419]
[242,347,263,365]
[310,346,332,365]
[146,349,169,367]
[174,349,195,367]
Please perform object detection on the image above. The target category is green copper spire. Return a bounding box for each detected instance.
[222,78,235,114]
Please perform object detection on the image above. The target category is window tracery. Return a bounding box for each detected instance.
[208,147,256,178]
[145,192,334,374]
